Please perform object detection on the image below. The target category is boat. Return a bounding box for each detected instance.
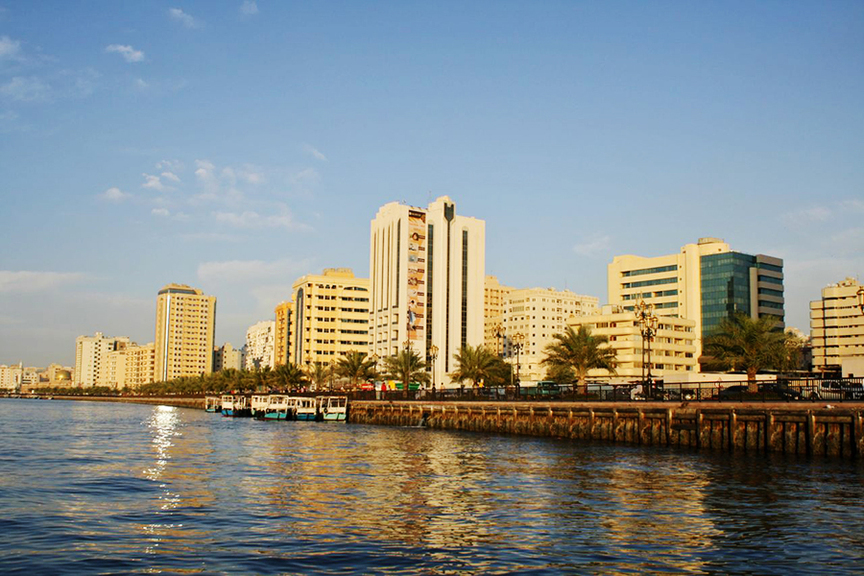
[250,395,270,417]
[318,396,348,422]
[221,395,251,417]
[292,397,318,421]
[262,395,292,420]
[205,396,221,413]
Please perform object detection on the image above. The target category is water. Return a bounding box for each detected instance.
[1,399,863,574]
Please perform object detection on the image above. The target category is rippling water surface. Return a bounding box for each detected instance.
[1,398,864,574]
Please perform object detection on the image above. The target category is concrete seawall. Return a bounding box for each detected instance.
[349,401,864,459]
[52,396,204,410]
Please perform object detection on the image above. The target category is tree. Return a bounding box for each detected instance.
[544,363,576,384]
[381,349,429,390]
[702,313,789,392]
[542,325,616,395]
[270,363,307,391]
[306,362,332,391]
[335,351,377,389]
[450,344,498,388]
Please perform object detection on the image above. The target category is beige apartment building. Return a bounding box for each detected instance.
[289,268,370,368]
[0,364,22,391]
[103,342,155,389]
[274,301,293,366]
[73,332,131,387]
[568,305,698,379]
[502,287,599,382]
[811,278,864,377]
[213,342,244,372]
[484,275,513,353]
[608,237,784,360]
[154,284,217,382]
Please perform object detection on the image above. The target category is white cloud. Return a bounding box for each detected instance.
[212,206,309,231]
[168,8,201,29]
[0,35,21,60]
[161,171,181,183]
[304,144,327,161]
[156,159,184,171]
[135,78,149,89]
[240,1,259,15]
[105,44,145,63]
[782,206,832,225]
[573,235,611,257]
[141,173,165,191]
[197,258,308,283]
[0,76,50,102]
[100,187,131,202]
[0,271,85,293]
[840,199,864,214]
[152,208,170,217]
[194,159,215,181]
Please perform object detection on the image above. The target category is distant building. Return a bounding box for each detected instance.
[608,237,784,359]
[370,196,485,388]
[810,278,864,376]
[502,287,599,382]
[245,320,276,370]
[154,284,217,382]
[273,301,293,366]
[568,305,698,379]
[214,343,244,372]
[0,364,22,391]
[484,275,513,353]
[73,332,131,387]
[289,268,370,367]
[125,343,155,388]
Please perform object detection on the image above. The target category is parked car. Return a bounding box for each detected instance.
[715,382,801,401]
[809,380,864,401]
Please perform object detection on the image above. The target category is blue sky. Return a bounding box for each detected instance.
[1,1,862,367]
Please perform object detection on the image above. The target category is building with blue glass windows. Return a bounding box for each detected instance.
[608,238,784,365]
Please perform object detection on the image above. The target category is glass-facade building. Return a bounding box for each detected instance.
[700,252,785,337]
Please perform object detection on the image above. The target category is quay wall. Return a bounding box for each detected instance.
[51,396,204,410]
[349,401,864,459]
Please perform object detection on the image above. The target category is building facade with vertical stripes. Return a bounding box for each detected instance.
[154,284,216,382]
[369,196,485,388]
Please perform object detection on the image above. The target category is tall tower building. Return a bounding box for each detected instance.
[273,301,293,366]
[370,196,485,388]
[289,268,370,367]
[607,238,784,359]
[154,283,217,382]
[73,332,130,387]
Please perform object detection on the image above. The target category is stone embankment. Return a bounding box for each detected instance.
[52,395,204,410]
[349,400,864,459]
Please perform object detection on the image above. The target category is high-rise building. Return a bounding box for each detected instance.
[154,284,217,382]
[73,332,131,387]
[810,278,864,377]
[568,305,697,379]
[274,301,293,366]
[213,343,244,372]
[245,320,276,370]
[608,238,784,358]
[370,196,485,388]
[0,363,22,391]
[125,343,155,387]
[289,268,371,367]
[484,275,513,353]
[501,287,599,381]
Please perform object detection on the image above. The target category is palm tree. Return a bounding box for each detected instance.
[270,363,307,391]
[450,344,498,388]
[306,362,331,391]
[542,325,616,395]
[381,349,429,391]
[335,351,377,389]
[702,313,789,392]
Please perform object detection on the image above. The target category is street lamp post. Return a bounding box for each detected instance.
[494,323,504,358]
[512,332,525,397]
[634,300,659,399]
[429,344,439,394]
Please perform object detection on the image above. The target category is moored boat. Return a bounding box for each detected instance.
[250,395,270,418]
[205,396,221,413]
[318,396,348,422]
[221,395,251,417]
[262,395,291,420]
[292,397,317,421]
